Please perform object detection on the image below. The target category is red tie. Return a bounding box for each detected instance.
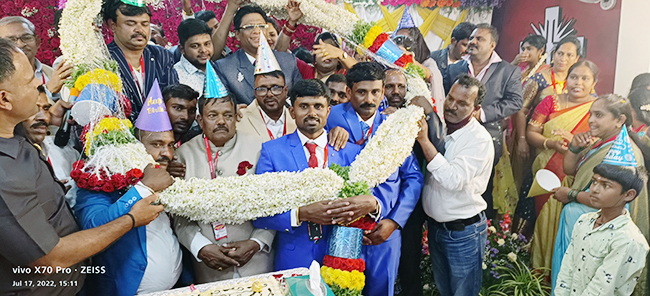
[305,143,318,168]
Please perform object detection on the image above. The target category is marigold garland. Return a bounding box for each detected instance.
[73,69,123,93]
[321,266,365,292]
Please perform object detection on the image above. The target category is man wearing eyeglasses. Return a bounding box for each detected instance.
[0,16,74,101]
[213,5,302,105]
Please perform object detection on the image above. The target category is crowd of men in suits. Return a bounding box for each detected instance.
[0,0,524,295]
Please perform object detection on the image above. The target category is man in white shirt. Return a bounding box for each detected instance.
[417,73,494,296]
[173,19,214,94]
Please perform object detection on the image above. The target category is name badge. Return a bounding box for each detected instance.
[211,222,227,241]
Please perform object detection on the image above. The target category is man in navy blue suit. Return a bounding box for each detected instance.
[325,62,424,296]
[103,0,179,121]
[214,5,302,105]
[252,79,380,271]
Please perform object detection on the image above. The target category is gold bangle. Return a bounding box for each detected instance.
[543,138,549,150]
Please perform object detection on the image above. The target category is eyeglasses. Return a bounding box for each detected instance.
[5,34,36,44]
[238,24,269,31]
[391,35,414,52]
[255,85,284,96]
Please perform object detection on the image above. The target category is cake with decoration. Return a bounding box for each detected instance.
[170,276,285,296]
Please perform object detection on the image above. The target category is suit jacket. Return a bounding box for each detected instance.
[108,42,179,121]
[430,47,451,89]
[325,103,424,229]
[174,131,275,283]
[74,187,147,296]
[445,59,523,158]
[214,49,303,105]
[252,131,361,271]
[238,100,297,142]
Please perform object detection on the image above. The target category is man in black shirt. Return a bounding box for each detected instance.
[0,38,166,295]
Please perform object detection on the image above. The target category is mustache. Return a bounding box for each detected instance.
[131,33,147,39]
[360,103,377,108]
[444,109,457,115]
[389,94,403,100]
[30,121,48,129]
[303,116,320,124]
[156,155,172,163]
[212,125,229,133]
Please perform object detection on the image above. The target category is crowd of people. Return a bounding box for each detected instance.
[1,0,650,295]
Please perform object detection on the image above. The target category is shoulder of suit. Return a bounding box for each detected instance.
[235,130,264,148]
[216,50,240,65]
[176,135,203,157]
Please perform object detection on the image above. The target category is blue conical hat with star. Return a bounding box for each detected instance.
[602,125,637,167]
[396,8,416,32]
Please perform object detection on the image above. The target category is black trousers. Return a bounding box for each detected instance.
[397,198,427,296]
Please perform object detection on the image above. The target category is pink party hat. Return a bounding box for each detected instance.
[135,79,172,132]
[255,31,282,75]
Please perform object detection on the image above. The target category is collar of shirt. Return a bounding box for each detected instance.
[463,51,502,80]
[297,129,328,149]
[207,132,238,155]
[259,106,286,126]
[179,55,204,75]
[446,117,479,142]
[245,52,256,65]
[355,111,377,128]
[0,136,23,159]
[588,210,632,233]
[34,58,43,74]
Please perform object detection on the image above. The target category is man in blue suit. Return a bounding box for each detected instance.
[103,0,179,121]
[214,5,302,105]
[253,79,380,271]
[325,62,424,296]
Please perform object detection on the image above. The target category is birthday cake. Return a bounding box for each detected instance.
[171,276,285,296]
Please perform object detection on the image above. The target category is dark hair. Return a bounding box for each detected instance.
[195,10,217,23]
[152,24,165,37]
[177,18,212,48]
[162,84,199,103]
[475,23,499,44]
[198,94,236,115]
[0,38,18,85]
[630,73,650,93]
[103,0,152,23]
[315,32,340,48]
[266,17,279,34]
[593,163,648,199]
[54,9,63,32]
[346,62,385,89]
[552,35,582,58]
[521,34,546,55]
[453,73,486,106]
[292,47,314,64]
[289,79,331,106]
[394,27,430,64]
[451,22,476,42]
[254,70,285,84]
[326,73,347,85]
[629,88,650,125]
[234,5,266,30]
[568,60,599,81]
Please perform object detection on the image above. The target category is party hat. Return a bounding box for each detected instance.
[527,169,561,197]
[396,8,416,32]
[71,84,120,126]
[204,61,229,99]
[120,0,145,7]
[135,79,172,132]
[255,31,282,75]
[602,125,637,167]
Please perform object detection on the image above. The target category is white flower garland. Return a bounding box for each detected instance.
[252,0,359,36]
[405,73,431,106]
[349,105,424,187]
[159,169,344,224]
[59,0,108,66]
[84,142,155,175]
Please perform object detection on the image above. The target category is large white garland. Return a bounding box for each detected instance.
[159,106,423,223]
[59,0,107,66]
[252,0,359,37]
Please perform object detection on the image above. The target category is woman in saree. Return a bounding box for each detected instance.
[549,94,650,293]
[528,60,599,274]
[511,34,551,85]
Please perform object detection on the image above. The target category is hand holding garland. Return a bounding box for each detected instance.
[47,60,74,94]
[141,164,175,192]
[363,219,399,245]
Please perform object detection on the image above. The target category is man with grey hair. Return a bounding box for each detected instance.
[0,16,74,101]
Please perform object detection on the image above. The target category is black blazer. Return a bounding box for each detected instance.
[430,47,451,89]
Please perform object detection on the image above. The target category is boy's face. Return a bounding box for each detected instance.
[588,173,636,209]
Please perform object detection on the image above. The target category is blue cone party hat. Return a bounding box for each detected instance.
[602,125,637,167]
[396,8,416,32]
[255,30,282,75]
[204,61,229,99]
[135,79,172,132]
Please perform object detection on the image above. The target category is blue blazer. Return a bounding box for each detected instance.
[252,131,361,271]
[108,42,179,121]
[214,49,303,105]
[325,102,424,229]
[74,187,146,296]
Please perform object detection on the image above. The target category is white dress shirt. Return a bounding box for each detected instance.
[422,118,495,222]
[42,136,80,207]
[259,107,286,139]
[290,130,328,227]
[174,55,206,94]
[464,52,503,122]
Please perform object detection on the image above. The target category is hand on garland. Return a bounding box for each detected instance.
[363,219,398,245]
[299,200,340,225]
[167,156,186,178]
[141,163,175,192]
[47,60,74,94]
[328,195,377,224]
[128,193,164,228]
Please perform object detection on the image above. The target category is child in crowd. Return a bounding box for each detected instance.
[555,163,650,296]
